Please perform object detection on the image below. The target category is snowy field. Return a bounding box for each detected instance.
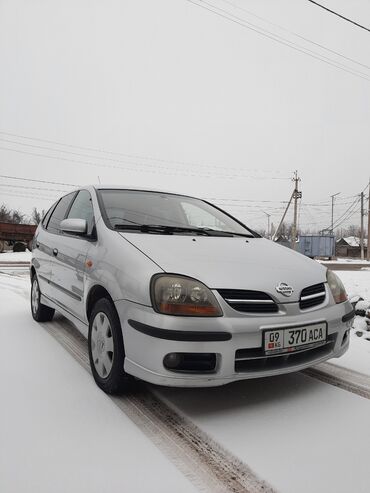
[0,250,32,262]
[329,269,370,376]
[320,257,370,265]
[335,269,370,301]
[1,255,370,493]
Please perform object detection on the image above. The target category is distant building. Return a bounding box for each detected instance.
[275,234,337,259]
[298,235,335,259]
[336,236,368,258]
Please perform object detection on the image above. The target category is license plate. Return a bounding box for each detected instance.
[264,322,327,355]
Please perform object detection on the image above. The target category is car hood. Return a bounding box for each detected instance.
[119,233,328,303]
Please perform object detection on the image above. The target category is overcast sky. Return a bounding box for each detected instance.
[0,0,369,232]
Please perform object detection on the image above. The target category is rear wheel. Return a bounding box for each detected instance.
[31,275,55,322]
[88,298,134,394]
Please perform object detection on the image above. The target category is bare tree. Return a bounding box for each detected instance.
[0,204,11,222]
[31,207,44,225]
[0,204,25,223]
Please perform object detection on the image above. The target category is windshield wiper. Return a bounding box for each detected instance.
[201,228,255,238]
[114,224,212,235]
[114,224,255,237]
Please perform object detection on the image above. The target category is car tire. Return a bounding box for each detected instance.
[31,274,55,322]
[88,298,134,395]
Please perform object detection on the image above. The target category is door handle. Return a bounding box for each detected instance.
[36,241,40,248]
[53,248,58,256]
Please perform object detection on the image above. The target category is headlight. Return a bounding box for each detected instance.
[326,270,348,304]
[151,275,223,316]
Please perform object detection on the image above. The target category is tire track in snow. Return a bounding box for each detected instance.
[8,272,370,489]
[40,315,275,493]
[303,363,370,400]
[0,275,273,492]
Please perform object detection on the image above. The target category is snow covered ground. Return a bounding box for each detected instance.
[335,269,370,301]
[328,270,370,376]
[157,371,370,493]
[0,250,32,262]
[1,259,370,493]
[0,286,198,493]
[320,257,370,265]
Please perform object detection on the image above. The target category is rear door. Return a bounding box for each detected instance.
[32,202,58,294]
[47,190,96,323]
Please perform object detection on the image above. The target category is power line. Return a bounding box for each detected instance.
[331,183,370,230]
[0,174,77,187]
[330,196,359,229]
[0,131,290,179]
[302,200,357,208]
[333,204,362,229]
[325,195,361,230]
[0,177,287,211]
[203,197,289,204]
[0,146,229,180]
[0,190,57,202]
[218,0,370,70]
[0,183,67,193]
[306,0,370,33]
[185,0,370,83]
[0,173,366,229]
[0,176,285,204]
[0,142,290,181]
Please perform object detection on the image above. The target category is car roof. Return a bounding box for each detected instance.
[90,185,200,200]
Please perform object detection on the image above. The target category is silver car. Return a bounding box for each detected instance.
[30,186,354,394]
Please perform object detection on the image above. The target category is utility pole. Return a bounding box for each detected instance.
[272,190,294,242]
[330,192,340,233]
[291,170,302,250]
[367,178,370,261]
[360,191,364,260]
[263,211,271,239]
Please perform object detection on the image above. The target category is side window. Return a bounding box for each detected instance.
[42,203,57,228]
[46,192,76,234]
[67,190,95,236]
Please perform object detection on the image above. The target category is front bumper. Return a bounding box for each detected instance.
[115,298,353,387]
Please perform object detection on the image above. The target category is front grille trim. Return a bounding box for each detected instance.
[299,283,326,310]
[218,289,279,314]
[224,299,275,304]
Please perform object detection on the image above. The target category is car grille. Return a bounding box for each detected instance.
[299,283,326,309]
[235,334,336,372]
[217,289,278,313]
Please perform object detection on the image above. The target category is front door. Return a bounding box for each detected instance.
[48,234,90,322]
[47,190,96,323]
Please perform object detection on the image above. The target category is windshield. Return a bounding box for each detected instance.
[98,189,256,237]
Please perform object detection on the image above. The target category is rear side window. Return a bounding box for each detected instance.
[46,192,76,234]
[67,190,95,235]
[42,203,57,228]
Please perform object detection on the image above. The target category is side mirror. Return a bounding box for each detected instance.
[60,218,87,235]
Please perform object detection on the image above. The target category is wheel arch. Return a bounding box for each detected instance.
[86,284,116,321]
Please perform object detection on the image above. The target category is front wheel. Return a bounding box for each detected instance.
[31,275,55,322]
[88,298,134,394]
